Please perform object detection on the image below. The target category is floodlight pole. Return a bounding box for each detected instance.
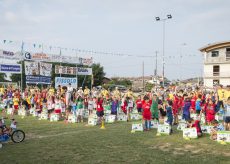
[155,15,172,87]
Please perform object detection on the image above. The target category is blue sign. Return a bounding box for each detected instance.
[0,64,21,74]
[55,77,77,88]
[26,76,51,84]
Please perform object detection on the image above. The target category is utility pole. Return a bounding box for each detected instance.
[155,51,158,76]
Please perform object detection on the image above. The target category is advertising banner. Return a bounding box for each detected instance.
[24,61,39,76]
[24,51,92,65]
[79,57,93,66]
[55,65,65,74]
[0,49,22,60]
[0,64,21,74]
[77,67,92,75]
[26,76,51,84]
[55,77,77,88]
[40,62,52,77]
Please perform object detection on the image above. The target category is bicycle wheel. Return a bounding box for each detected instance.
[11,130,25,143]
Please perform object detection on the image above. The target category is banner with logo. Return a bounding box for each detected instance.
[40,62,52,77]
[55,65,77,75]
[24,61,39,76]
[0,64,21,74]
[0,49,22,60]
[55,77,77,88]
[79,57,93,66]
[26,76,51,84]
[77,67,92,75]
[23,51,92,65]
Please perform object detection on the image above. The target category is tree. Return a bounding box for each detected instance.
[108,78,132,87]
[0,73,7,82]
[10,61,25,89]
[91,63,105,87]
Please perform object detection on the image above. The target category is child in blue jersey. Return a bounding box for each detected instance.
[165,100,173,134]
[183,97,191,121]
[195,94,202,115]
[111,97,118,115]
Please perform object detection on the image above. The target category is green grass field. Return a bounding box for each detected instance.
[0,116,230,164]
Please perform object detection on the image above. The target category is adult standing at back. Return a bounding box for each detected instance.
[66,83,73,108]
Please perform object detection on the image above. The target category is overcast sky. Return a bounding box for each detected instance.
[0,0,230,80]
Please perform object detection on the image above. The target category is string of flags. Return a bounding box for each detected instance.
[1,39,200,59]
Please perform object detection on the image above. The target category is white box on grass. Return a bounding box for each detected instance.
[68,114,77,123]
[105,114,116,123]
[130,113,142,120]
[18,109,27,116]
[40,112,48,120]
[29,108,35,115]
[150,120,158,129]
[183,128,198,139]
[33,111,38,117]
[88,117,97,126]
[7,108,13,115]
[117,114,127,121]
[177,122,187,131]
[217,131,230,143]
[83,111,89,119]
[157,124,171,135]
[50,113,60,122]
[201,125,214,134]
[132,123,143,132]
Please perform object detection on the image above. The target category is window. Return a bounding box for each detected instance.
[213,65,219,76]
[213,80,219,86]
[211,51,219,57]
[226,48,230,61]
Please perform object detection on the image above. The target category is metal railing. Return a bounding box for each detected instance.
[204,72,230,77]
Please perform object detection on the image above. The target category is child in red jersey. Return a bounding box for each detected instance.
[96,96,104,124]
[203,99,216,125]
[190,93,196,113]
[121,96,128,114]
[172,94,179,125]
[136,95,142,113]
[142,95,152,131]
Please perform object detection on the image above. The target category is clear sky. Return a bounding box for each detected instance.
[0,0,230,80]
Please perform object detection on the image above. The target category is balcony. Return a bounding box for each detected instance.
[204,72,230,78]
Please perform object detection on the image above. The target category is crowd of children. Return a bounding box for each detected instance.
[0,84,230,141]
